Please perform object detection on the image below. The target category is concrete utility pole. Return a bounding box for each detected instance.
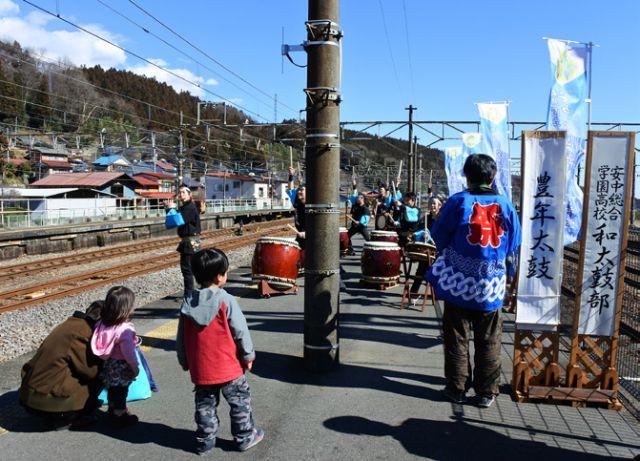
[405,105,417,192]
[304,0,342,372]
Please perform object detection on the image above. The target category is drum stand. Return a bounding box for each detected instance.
[400,254,435,311]
[257,280,298,298]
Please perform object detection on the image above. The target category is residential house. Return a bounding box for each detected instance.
[30,172,139,206]
[92,154,132,172]
[132,172,175,204]
[29,146,73,178]
[204,171,270,207]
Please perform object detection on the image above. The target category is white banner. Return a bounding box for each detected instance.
[444,146,468,195]
[516,132,567,327]
[578,133,633,336]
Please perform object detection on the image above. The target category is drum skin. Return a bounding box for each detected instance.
[361,241,401,283]
[252,237,301,290]
[339,227,349,256]
[370,230,399,244]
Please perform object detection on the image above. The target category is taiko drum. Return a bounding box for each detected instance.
[361,241,402,284]
[370,230,399,244]
[404,242,437,262]
[339,227,350,256]
[252,237,301,290]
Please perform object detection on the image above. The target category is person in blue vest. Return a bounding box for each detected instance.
[394,192,422,247]
[426,154,521,408]
[375,181,402,230]
[347,178,371,253]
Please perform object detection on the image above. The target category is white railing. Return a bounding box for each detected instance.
[0,198,292,230]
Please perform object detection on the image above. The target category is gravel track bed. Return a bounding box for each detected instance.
[0,244,255,363]
[0,231,246,293]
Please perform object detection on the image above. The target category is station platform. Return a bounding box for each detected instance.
[0,243,639,460]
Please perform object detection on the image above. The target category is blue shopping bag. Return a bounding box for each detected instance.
[98,348,153,404]
[165,208,185,229]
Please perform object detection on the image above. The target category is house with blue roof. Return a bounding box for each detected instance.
[92,154,132,172]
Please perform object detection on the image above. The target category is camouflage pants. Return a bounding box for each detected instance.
[194,375,255,448]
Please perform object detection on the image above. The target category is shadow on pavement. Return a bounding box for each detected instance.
[323,415,630,461]
[252,351,445,400]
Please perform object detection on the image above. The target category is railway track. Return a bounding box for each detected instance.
[0,221,292,315]
[0,220,288,283]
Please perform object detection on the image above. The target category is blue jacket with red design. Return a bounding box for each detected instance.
[426,187,521,311]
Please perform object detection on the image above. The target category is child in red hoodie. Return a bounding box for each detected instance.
[177,248,264,455]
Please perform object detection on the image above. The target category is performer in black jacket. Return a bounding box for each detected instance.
[175,186,201,297]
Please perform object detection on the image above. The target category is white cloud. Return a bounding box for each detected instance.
[0,0,19,16]
[128,58,219,97]
[0,10,126,67]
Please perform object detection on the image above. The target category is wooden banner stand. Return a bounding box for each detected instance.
[512,131,635,409]
[512,329,561,402]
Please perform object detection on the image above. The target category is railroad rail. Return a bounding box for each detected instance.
[0,220,292,315]
[0,220,288,283]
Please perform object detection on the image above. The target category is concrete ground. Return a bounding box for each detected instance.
[1,241,639,460]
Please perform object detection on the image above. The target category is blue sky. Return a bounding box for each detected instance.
[1,0,638,130]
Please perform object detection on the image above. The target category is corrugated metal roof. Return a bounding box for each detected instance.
[138,191,174,199]
[41,160,72,168]
[0,187,78,198]
[155,160,176,171]
[132,175,158,187]
[31,172,125,187]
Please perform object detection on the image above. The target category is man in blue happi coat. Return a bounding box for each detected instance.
[426,154,521,408]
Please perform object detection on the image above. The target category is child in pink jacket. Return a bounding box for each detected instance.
[91,286,139,427]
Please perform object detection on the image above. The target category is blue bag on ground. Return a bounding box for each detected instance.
[138,347,158,392]
[165,208,185,229]
[98,348,153,404]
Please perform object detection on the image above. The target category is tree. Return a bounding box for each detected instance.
[26,75,51,129]
[0,63,21,122]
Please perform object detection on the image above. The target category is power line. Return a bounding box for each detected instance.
[378,0,402,93]
[20,0,272,123]
[401,0,415,99]
[94,0,294,117]
[127,0,299,114]
[1,49,302,150]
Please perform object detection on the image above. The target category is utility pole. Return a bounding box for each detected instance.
[304,0,342,372]
[405,105,417,192]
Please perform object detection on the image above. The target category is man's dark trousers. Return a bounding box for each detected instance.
[442,301,502,396]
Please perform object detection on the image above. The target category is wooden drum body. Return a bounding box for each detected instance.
[370,230,399,244]
[405,242,437,262]
[339,227,350,256]
[361,241,402,284]
[252,237,301,290]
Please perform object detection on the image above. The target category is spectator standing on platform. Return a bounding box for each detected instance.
[177,249,264,455]
[19,301,104,430]
[168,186,202,298]
[347,177,371,252]
[91,286,140,426]
[426,154,521,408]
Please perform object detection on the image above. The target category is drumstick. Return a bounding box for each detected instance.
[286,223,299,233]
[289,146,293,169]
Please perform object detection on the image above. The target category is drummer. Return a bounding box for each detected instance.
[410,220,435,294]
[287,167,306,248]
[375,181,402,230]
[394,191,422,247]
[426,196,442,231]
[347,177,371,253]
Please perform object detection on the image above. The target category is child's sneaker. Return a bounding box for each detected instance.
[238,427,264,452]
[195,438,215,456]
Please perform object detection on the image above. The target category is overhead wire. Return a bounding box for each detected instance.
[401,0,415,99]
[377,0,402,93]
[127,0,299,114]
[94,0,291,117]
[1,50,303,151]
[20,0,273,123]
